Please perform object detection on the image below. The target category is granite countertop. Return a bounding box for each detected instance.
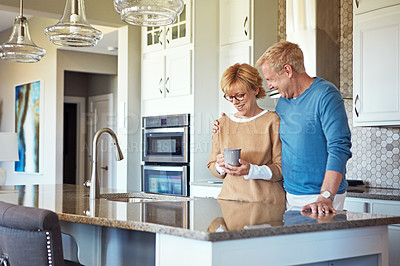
[346,186,400,201]
[1,184,399,242]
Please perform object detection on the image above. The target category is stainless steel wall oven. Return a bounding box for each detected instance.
[142,114,190,196]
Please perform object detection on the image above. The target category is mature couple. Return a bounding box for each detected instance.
[207,41,352,214]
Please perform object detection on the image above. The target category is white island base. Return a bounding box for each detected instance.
[61,222,389,266]
[157,226,388,266]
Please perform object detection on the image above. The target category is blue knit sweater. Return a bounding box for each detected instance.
[275,77,352,195]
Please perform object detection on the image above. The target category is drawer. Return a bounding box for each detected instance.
[371,202,400,216]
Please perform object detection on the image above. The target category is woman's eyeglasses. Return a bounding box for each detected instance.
[223,93,245,102]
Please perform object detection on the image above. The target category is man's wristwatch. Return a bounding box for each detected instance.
[320,190,335,201]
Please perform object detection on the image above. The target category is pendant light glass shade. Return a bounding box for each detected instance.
[0,2,46,63]
[45,0,103,47]
[114,0,184,27]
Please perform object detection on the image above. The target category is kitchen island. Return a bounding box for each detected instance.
[1,184,399,266]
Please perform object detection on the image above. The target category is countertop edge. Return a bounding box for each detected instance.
[347,192,400,201]
[57,212,400,242]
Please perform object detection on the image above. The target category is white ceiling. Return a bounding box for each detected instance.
[0,10,119,56]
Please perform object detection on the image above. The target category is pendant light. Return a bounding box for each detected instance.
[0,0,46,63]
[45,0,103,47]
[114,0,184,27]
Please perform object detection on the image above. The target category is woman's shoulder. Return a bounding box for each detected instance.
[218,115,229,124]
[260,110,280,122]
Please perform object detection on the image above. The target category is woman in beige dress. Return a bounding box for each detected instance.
[207,63,285,204]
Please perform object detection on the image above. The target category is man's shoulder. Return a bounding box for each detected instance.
[313,78,340,95]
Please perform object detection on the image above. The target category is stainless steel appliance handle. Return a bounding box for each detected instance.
[145,127,185,133]
[143,165,185,172]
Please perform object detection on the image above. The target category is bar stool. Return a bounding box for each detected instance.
[0,201,82,266]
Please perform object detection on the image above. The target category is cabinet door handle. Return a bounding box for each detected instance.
[159,78,163,94]
[243,16,248,36]
[165,77,170,93]
[355,0,359,8]
[159,29,163,46]
[354,94,359,117]
[363,202,370,213]
[166,27,170,44]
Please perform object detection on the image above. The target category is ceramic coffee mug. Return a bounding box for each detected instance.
[224,148,241,166]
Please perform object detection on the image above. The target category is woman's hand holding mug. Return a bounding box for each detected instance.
[216,154,225,168]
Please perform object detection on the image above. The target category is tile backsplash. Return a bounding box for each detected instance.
[345,100,400,189]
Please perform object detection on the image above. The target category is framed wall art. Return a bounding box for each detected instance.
[14,80,42,173]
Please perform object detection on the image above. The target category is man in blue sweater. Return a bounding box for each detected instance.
[213,41,352,214]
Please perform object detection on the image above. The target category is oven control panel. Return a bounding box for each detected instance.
[143,114,190,128]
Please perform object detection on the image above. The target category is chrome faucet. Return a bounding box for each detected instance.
[88,128,123,200]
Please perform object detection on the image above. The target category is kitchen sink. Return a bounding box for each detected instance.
[100,192,191,203]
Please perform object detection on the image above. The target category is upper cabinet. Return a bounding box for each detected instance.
[219,0,251,46]
[141,49,192,101]
[141,0,192,53]
[353,0,400,126]
[141,0,219,118]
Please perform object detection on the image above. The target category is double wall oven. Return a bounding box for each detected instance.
[142,114,190,196]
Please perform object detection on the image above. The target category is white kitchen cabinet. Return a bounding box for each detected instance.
[142,49,192,101]
[141,0,192,53]
[353,3,400,126]
[165,49,192,97]
[345,197,400,266]
[142,53,165,100]
[219,0,251,46]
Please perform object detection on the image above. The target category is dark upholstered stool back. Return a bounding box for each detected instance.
[0,201,64,266]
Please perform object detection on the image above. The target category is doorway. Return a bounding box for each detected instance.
[63,71,117,188]
[63,103,77,184]
[64,96,86,186]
